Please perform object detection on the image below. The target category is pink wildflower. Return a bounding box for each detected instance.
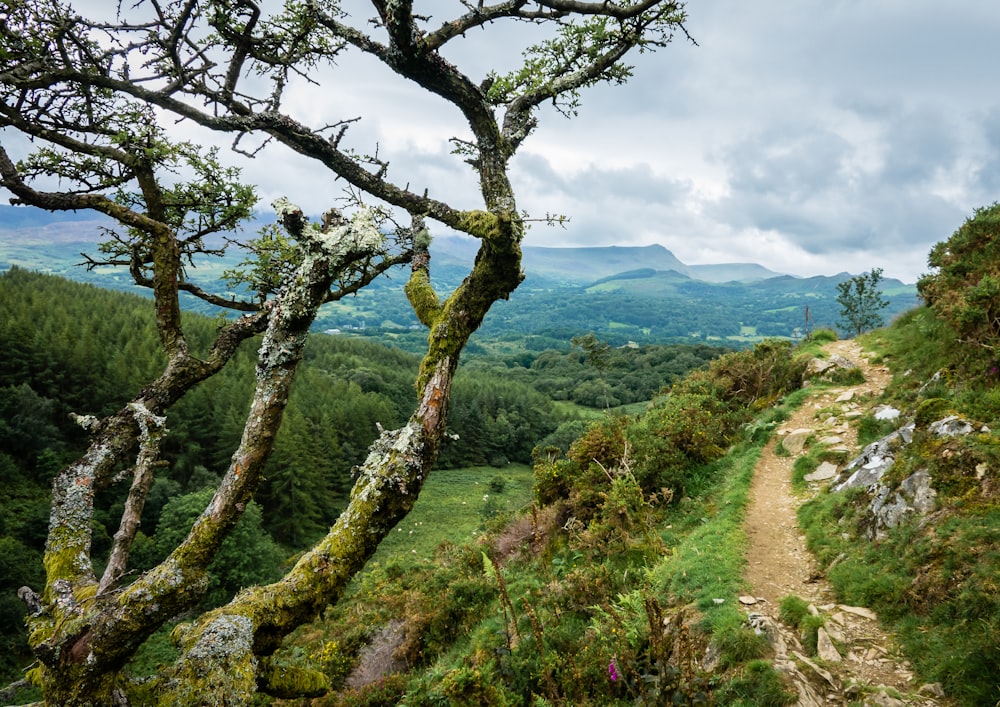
[608,655,619,682]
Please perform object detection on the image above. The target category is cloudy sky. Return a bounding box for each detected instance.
[226,0,998,285]
[6,1,1000,284]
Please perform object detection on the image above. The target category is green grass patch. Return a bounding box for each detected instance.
[714,660,797,706]
[647,444,760,611]
[372,464,535,564]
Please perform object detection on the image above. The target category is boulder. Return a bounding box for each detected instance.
[832,424,914,492]
[816,627,842,663]
[874,405,901,421]
[781,428,814,455]
[804,462,838,482]
[929,415,974,437]
[864,469,937,540]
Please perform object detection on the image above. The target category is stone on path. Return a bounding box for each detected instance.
[839,605,878,621]
[816,627,842,663]
[781,428,813,455]
[804,462,838,482]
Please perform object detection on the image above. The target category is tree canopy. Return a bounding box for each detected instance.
[836,268,889,338]
[0,1,692,703]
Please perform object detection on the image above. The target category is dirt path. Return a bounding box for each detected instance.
[741,340,948,706]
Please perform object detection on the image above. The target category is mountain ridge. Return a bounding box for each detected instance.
[0,205,911,287]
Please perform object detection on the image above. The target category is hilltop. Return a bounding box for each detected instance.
[0,205,920,350]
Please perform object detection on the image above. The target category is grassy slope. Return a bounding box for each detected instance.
[799,311,1000,706]
[287,345,820,706]
[371,465,535,563]
[292,319,1000,706]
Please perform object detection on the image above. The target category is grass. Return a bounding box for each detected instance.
[291,322,1000,704]
[796,311,1000,705]
[371,464,535,564]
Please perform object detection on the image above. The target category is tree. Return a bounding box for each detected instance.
[836,268,889,337]
[0,1,692,703]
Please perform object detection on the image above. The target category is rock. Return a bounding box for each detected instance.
[773,658,826,707]
[865,468,938,540]
[344,619,408,689]
[836,390,855,403]
[839,605,878,621]
[781,429,814,455]
[918,682,946,698]
[874,405,901,421]
[791,650,837,688]
[867,691,906,707]
[804,462,838,482]
[701,641,721,672]
[746,612,789,658]
[806,358,837,376]
[929,415,974,437]
[817,435,844,445]
[824,622,845,643]
[829,354,857,369]
[738,595,759,605]
[832,424,914,492]
[816,627,842,663]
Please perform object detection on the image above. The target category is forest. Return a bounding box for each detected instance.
[0,267,723,683]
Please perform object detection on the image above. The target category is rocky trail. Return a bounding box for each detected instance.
[741,339,951,707]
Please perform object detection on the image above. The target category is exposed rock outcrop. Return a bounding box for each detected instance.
[829,412,985,540]
[741,602,944,707]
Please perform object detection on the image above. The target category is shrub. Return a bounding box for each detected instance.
[705,339,807,408]
[778,595,810,628]
[627,379,733,495]
[919,202,1000,350]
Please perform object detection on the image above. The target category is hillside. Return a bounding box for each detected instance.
[1,279,997,704]
[0,205,919,350]
[0,268,726,692]
[281,315,997,706]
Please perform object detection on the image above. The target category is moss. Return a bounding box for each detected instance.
[914,398,955,428]
[42,535,94,601]
[160,615,258,706]
[456,210,502,241]
[404,268,442,328]
[258,659,330,699]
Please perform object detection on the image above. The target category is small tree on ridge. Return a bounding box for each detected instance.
[837,267,889,337]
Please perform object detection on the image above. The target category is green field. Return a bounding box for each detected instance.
[370,464,536,564]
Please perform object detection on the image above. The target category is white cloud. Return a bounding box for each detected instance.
[5,0,1000,284]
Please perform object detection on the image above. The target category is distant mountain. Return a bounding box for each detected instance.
[428,233,786,286]
[0,206,921,348]
[688,262,785,283]
[523,243,690,284]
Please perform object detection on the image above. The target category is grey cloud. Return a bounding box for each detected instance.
[514,154,692,208]
[877,110,960,186]
[973,108,1000,197]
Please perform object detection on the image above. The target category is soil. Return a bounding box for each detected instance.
[742,339,951,706]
